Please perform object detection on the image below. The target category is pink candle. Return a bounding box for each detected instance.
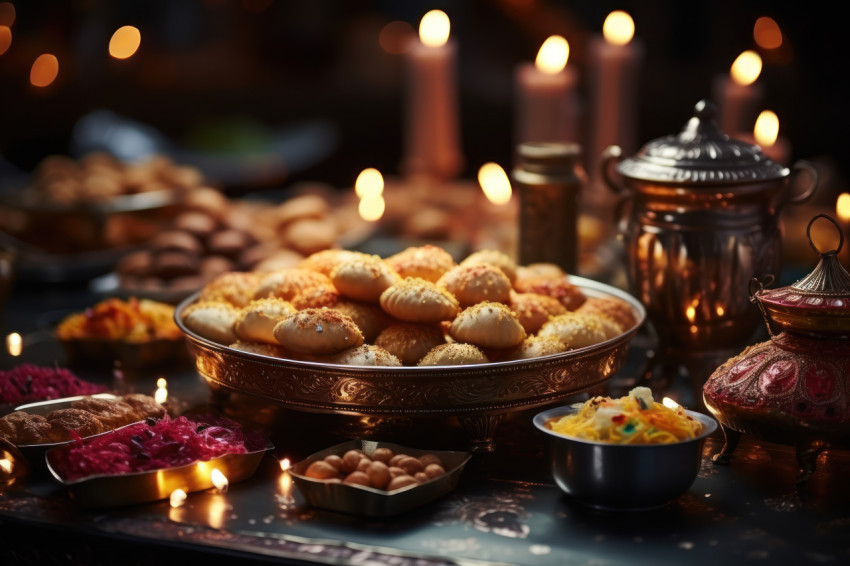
[515,35,579,145]
[401,10,463,180]
[712,50,764,135]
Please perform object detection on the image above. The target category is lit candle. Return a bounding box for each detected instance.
[402,10,463,180]
[712,50,764,135]
[169,488,187,508]
[210,468,229,494]
[515,35,579,145]
[5,332,22,357]
[277,458,295,507]
[154,378,168,405]
[355,168,386,222]
[587,11,643,206]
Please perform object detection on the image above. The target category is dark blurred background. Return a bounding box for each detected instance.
[1,0,847,197]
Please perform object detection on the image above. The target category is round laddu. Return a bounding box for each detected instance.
[509,291,568,334]
[330,255,401,303]
[417,343,489,366]
[375,323,446,365]
[460,249,518,283]
[273,308,364,355]
[234,298,297,344]
[437,263,512,307]
[379,278,460,323]
[329,344,402,366]
[512,275,586,311]
[181,300,240,345]
[449,302,526,349]
[299,249,371,277]
[537,312,609,349]
[384,245,456,282]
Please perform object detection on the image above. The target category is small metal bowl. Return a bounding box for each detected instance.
[290,440,471,517]
[533,406,718,511]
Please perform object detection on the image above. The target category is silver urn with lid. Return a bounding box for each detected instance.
[603,100,818,353]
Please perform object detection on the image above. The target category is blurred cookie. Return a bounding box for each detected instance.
[199,271,261,308]
[299,249,370,277]
[330,255,401,303]
[437,263,512,307]
[379,278,460,323]
[181,301,240,345]
[460,249,518,283]
[374,323,446,366]
[384,245,456,282]
[512,275,586,311]
[331,300,389,343]
[234,298,297,344]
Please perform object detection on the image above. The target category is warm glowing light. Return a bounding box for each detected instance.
[0,458,12,474]
[154,387,168,405]
[109,26,141,59]
[156,377,167,388]
[478,162,512,205]
[837,193,850,223]
[358,195,386,222]
[0,25,11,57]
[0,2,15,27]
[662,397,680,409]
[211,468,229,493]
[754,17,782,50]
[379,20,415,54]
[753,110,779,147]
[279,458,291,471]
[169,489,187,508]
[6,333,22,356]
[603,11,635,46]
[30,53,59,87]
[730,50,762,86]
[716,306,726,317]
[355,168,384,198]
[685,306,696,323]
[534,35,569,74]
[419,10,450,48]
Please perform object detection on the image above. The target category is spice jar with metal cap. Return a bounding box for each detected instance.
[512,141,586,274]
[602,99,818,353]
[704,215,850,481]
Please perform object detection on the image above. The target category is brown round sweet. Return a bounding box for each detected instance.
[329,344,402,366]
[253,269,333,302]
[150,230,203,257]
[330,300,389,343]
[305,460,338,479]
[397,456,424,475]
[116,250,153,278]
[537,312,609,349]
[460,249,518,283]
[273,308,364,355]
[181,300,240,345]
[370,448,394,463]
[199,256,236,280]
[183,187,230,220]
[174,211,219,239]
[379,278,460,323]
[289,283,340,310]
[509,291,568,334]
[437,263,512,307]
[384,245,456,282]
[515,262,565,282]
[449,302,526,349]
[417,343,489,366]
[512,275,586,311]
[505,335,568,360]
[342,449,366,473]
[330,255,401,303]
[207,229,254,259]
[234,298,297,345]
[424,463,445,478]
[387,475,419,491]
[324,455,344,471]
[151,250,199,280]
[576,296,638,331]
[199,272,260,308]
[367,461,391,489]
[46,408,107,442]
[70,397,137,429]
[418,454,442,467]
[274,194,329,226]
[280,218,337,256]
[299,249,371,277]
[374,323,446,366]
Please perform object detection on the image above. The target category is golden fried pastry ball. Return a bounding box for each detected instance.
[181,300,240,345]
[331,300,389,343]
[505,335,568,361]
[298,249,371,277]
[417,343,489,366]
[253,268,334,302]
[515,262,565,282]
[384,245,456,282]
[273,307,364,355]
[449,302,526,349]
[512,275,586,311]
[199,271,260,308]
[374,323,446,366]
[289,283,340,310]
[234,298,297,345]
[460,249,518,283]
[436,263,512,307]
[328,344,402,366]
[229,340,289,358]
[379,278,460,323]
[509,291,568,334]
[537,312,609,349]
[576,296,638,331]
[330,255,401,303]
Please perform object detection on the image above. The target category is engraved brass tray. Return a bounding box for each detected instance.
[175,276,646,452]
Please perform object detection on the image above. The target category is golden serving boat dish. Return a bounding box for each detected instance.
[175,276,645,452]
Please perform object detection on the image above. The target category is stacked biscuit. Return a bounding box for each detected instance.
[181,245,637,367]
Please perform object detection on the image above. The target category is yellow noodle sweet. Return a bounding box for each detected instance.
[547,387,702,444]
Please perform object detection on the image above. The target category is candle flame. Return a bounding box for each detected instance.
[716,306,726,317]
[0,458,12,474]
[662,397,680,409]
[358,195,385,222]
[603,11,635,46]
[355,168,384,198]
[419,10,450,48]
[535,35,569,74]
[6,333,22,356]
[753,110,779,147]
[154,387,167,405]
[837,193,850,223]
[730,50,762,86]
[169,488,187,508]
[156,377,167,388]
[478,163,512,205]
[0,25,11,57]
[30,53,59,87]
[211,468,229,493]
[754,17,782,50]
[109,25,141,59]
[279,458,291,471]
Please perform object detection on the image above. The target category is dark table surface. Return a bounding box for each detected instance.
[2,278,850,566]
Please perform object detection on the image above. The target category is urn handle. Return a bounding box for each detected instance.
[776,160,818,211]
[601,145,626,195]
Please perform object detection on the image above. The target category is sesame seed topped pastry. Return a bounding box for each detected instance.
[253,268,334,302]
[289,282,340,310]
[234,298,297,345]
[181,300,240,345]
[384,245,456,282]
[379,278,460,323]
[512,275,586,311]
[515,262,565,282]
[460,249,518,283]
[509,291,568,334]
[537,312,610,349]
[417,343,489,366]
[576,296,638,332]
[331,300,390,343]
[273,308,364,355]
[330,255,402,303]
[298,249,371,277]
[449,302,527,349]
[374,323,446,366]
[504,335,569,361]
[437,263,512,307]
[198,271,260,308]
[328,344,402,366]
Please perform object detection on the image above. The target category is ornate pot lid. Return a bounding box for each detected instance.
[615,99,789,186]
